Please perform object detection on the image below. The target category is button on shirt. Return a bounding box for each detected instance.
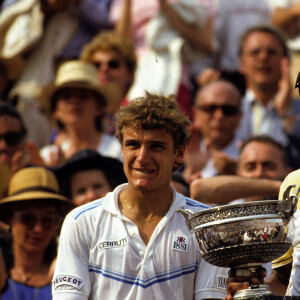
[52,184,228,300]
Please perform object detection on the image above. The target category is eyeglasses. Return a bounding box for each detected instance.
[197,105,240,116]
[92,59,121,70]
[14,211,61,231]
[0,131,25,146]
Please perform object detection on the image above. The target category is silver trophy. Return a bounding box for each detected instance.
[178,185,300,299]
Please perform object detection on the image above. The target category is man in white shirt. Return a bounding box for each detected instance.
[52,92,229,300]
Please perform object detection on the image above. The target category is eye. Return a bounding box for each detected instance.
[243,163,255,171]
[125,140,139,149]
[151,142,166,151]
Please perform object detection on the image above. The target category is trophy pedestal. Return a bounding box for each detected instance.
[234,285,273,300]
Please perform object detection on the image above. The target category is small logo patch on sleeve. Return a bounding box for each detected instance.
[172,235,189,252]
[53,275,84,290]
[217,275,227,289]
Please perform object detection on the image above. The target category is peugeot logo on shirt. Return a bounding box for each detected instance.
[98,237,128,250]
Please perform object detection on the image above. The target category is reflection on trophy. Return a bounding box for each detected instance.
[178,185,300,299]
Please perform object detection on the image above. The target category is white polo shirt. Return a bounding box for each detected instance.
[52,184,228,300]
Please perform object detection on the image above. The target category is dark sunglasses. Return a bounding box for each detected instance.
[14,211,61,231]
[93,59,121,70]
[0,131,25,146]
[197,105,240,116]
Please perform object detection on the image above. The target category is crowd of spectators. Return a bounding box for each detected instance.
[1,0,300,299]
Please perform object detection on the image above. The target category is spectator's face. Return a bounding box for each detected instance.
[11,205,60,253]
[91,50,132,98]
[54,87,103,126]
[70,170,111,206]
[0,115,26,169]
[237,142,288,180]
[240,32,284,89]
[121,127,184,192]
[193,82,241,149]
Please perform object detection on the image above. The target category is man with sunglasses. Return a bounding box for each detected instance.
[236,25,300,155]
[0,102,28,174]
[184,79,242,179]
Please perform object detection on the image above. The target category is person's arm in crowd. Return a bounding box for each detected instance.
[265,263,292,295]
[182,125,209,181]
[274,58,296,134]
[272,3,300,38]
[190,176,282,204]
[115,0,132,41]
[158,0,213,54]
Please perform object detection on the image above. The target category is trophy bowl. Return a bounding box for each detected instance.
[179,200,292,268]
[178,185,299,299]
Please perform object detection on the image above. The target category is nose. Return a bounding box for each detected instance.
[213,107,225,119]
[85,188,97,202]
[257,49,269,61]
[136,145,148,162]
[98,62,109,73]
[32,219,44,232]
[0,138,8,148]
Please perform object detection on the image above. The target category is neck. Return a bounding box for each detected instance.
[67,126,101,148]
[11,245,52,286]
[248,83,277,106]
[13,246,45,274]
[120,186,173,221]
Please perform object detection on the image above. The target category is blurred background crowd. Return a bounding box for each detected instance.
[1,0,300,298]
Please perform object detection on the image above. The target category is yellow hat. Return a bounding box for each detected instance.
[278,169,300,209]
[0,167,73,211]
[39,60,119,112]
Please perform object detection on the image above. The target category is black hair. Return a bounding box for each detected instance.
[0,101,27,137]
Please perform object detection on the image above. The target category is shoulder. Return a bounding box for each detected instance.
[68,198,106,221]
[181,196,210,211]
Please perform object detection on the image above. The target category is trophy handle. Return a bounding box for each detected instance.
[177,208,194,231]
[278,184,300,223]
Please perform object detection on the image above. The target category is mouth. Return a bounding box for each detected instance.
[256,66,272,73]
[133,168,155,174]
[99,76,112,84]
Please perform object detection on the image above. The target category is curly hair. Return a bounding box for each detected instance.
[116,92,191,150]
[80,30,137,75]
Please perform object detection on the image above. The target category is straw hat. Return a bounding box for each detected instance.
[0,167,74,215]
[40,60,118,112]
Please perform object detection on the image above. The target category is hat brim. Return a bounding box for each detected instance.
[0,190,74,212]
[38,81,120,114]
